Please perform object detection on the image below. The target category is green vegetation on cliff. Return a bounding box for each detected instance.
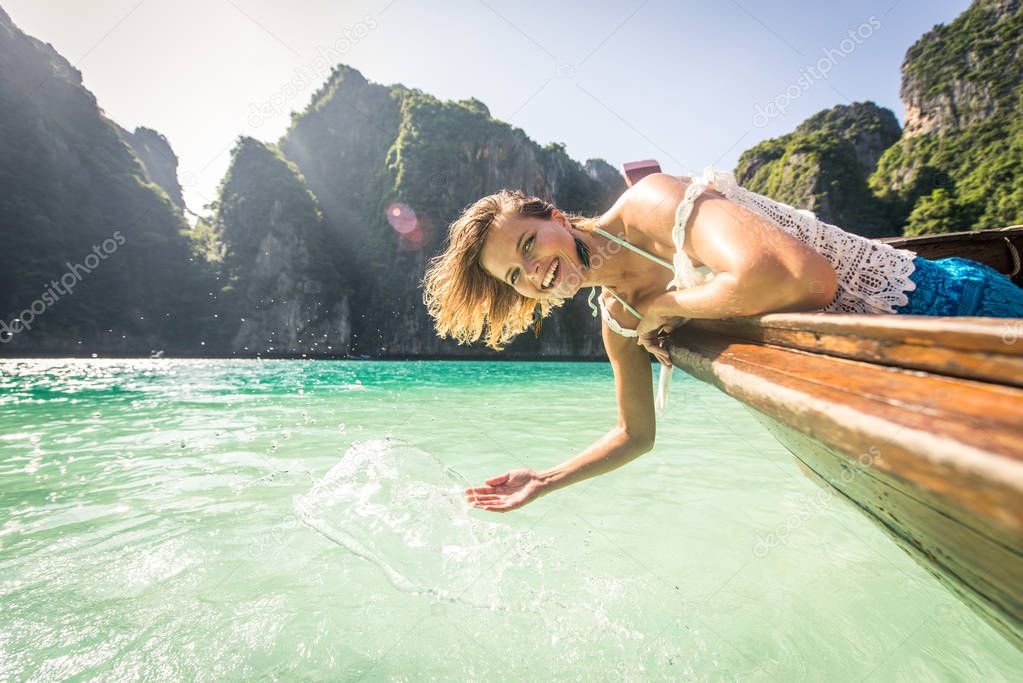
[869,0,1022,235]
[736,0,1022,238]
[216,138,343,296]
[901,0,1021,113]
[735,102,901,237]
[871,115,1023,235]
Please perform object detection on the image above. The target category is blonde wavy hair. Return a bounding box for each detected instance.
[421,189,597,351]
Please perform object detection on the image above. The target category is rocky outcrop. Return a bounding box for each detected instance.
[585,159,627,197]
[735,0,1022,238]
[795,104,902,175]
[871,0,1023,235]
[735,102,901,237]
[117,126,185,208]
[207,138,352,355]
[900,0,1021,137]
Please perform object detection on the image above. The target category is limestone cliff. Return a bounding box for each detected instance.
[204,138,352,355]
[735,0,1022,237]
[279,65,625,358]
[871,0,1023,235]
[117,125,185,208]
[900,0,1021,137]
[0,4,624,359]
[735,102,901,237]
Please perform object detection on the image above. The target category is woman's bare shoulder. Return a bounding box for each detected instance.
[619,173,693,229]
[612,173,705,261]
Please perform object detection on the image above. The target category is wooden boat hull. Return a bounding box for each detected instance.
[663,228,1023,650]
[667,320,1023,650]
[757,415,1023,649]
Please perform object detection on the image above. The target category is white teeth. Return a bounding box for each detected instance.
[543,259,558,288]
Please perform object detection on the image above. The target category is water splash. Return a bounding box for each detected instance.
[294,437,552,612]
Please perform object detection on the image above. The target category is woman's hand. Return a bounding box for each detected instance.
[635,310,687,367]
[464,469,546,512]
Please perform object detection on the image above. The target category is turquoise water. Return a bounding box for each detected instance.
[1,359,1020,681]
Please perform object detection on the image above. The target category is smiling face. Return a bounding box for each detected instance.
[479,208,586,301]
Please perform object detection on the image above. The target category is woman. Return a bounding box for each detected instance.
[421,166,1023,513]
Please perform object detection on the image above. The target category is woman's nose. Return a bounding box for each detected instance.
[530,258,544,287]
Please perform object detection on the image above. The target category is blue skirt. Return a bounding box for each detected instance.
[892,256,1023,317]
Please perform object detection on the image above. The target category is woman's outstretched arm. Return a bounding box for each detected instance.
[465,309,657,511]
[538,314,657,492]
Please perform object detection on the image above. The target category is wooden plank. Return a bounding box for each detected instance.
[687,313,1023,387]
[666,331,1023,649]
[880,224,1023,248]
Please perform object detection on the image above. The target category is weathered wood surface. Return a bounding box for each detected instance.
[690,314,1023,387]
[666,325,1023,649]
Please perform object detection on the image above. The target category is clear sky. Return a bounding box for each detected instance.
[5,0,971,215]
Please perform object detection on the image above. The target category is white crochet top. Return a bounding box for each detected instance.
[704,167,918,314]
[588,165,920,413]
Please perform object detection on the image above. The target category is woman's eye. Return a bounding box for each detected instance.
[525,236,534,252]
[511,270,519,285]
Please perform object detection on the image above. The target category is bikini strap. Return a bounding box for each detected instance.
[604,287,642,319]
[586,290,674,413]
[592,227,674,272]
[668,167,715,291]
[598,289,640,338]
[588,285,642,320]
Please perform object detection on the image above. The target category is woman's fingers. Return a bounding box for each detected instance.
[467,492,513,506]
[485,473,510,486]
[472,503,508,511]
[464,485,500,495]
[468,495,502,503]
[475,502,513,512]
[639,337,670,366]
